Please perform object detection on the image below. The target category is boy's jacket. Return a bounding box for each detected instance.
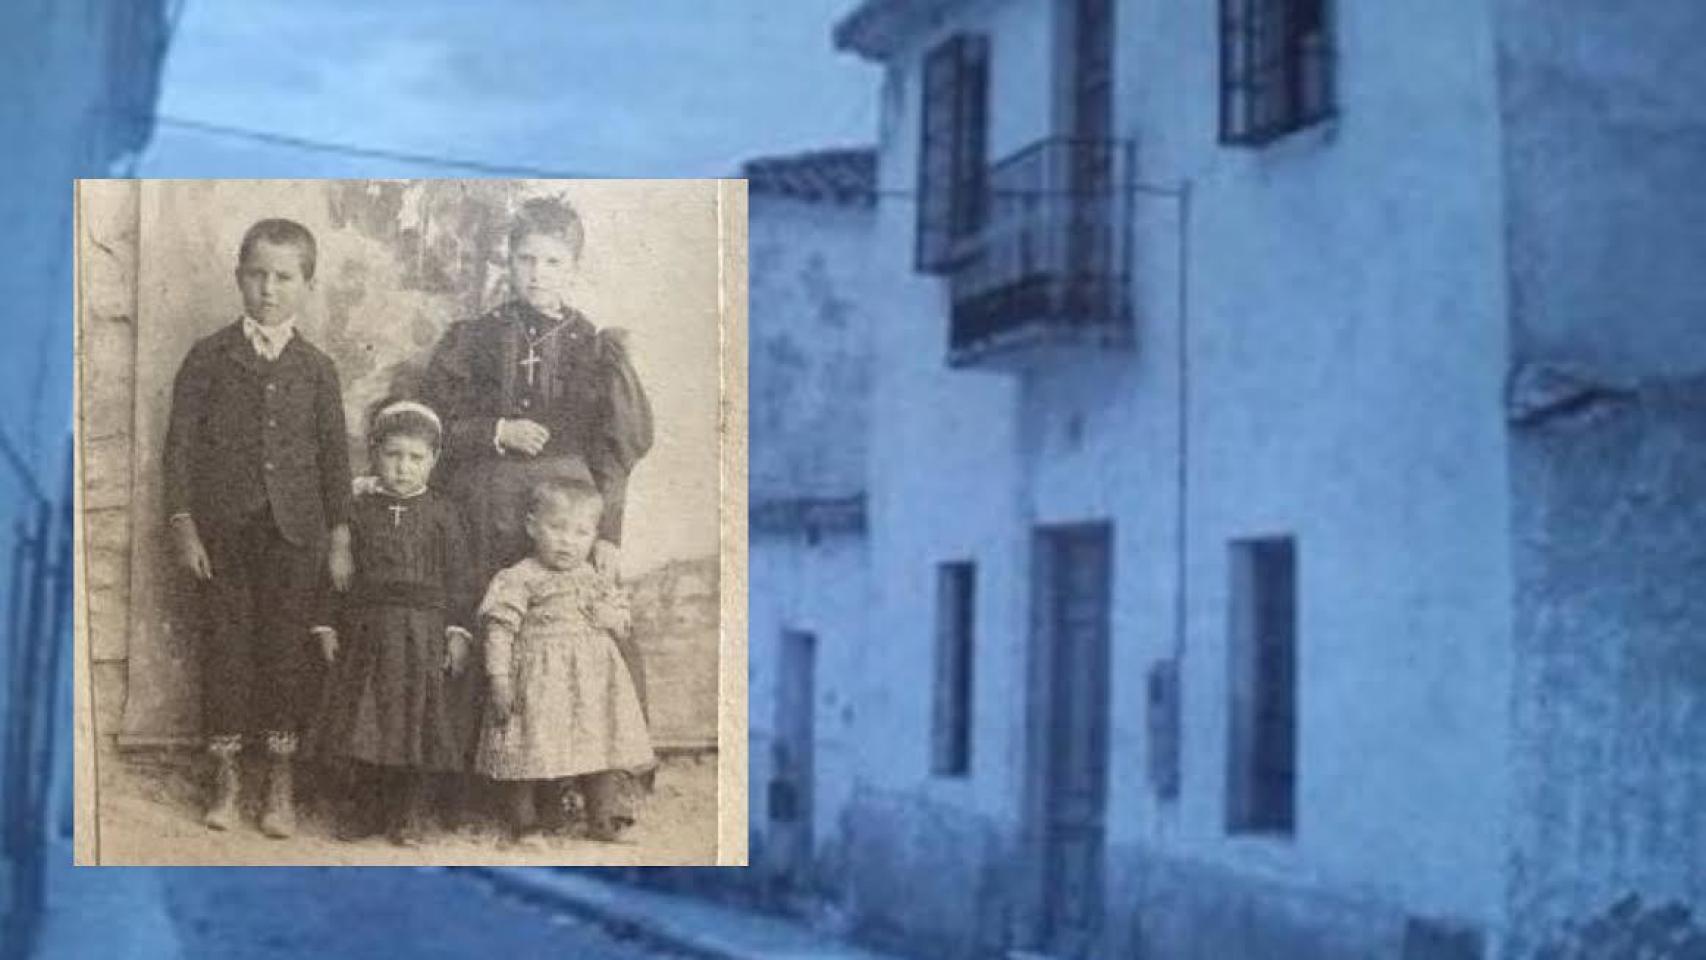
[163,322,352,546]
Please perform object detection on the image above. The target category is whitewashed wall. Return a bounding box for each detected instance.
[844,0,1517,951]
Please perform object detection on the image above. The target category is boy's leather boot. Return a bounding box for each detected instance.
[259,731,298,839]
[203,735,242,831]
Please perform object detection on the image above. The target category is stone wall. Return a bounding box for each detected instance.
[1508,375,1706,957]
[1492,3,1706,951]
[78,180,142,664]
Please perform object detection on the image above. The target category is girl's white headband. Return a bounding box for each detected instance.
[374,400,442,432]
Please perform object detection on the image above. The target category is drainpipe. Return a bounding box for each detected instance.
[1129,175,1193,806]
[1167,180,1193,804]
[1171,179,1193,670]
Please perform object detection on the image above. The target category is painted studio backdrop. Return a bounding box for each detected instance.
[79,178,724,754]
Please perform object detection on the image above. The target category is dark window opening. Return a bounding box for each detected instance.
[1068,0,1114,142]
[932,561,976,776]
[916,34,989,272]
[1220,0,1334,145]
[1227,537,1297,835]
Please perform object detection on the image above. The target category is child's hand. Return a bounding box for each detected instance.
[328,525,354,592]
[488,676,515,723]
[591,539,621,580]
[591,597,630,635]
[171,516,214,580]
[443,627,472,676]
[311,627,338,664]
[352,475,382,497]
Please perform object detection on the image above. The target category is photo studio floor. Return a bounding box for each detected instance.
[91,741,721,867]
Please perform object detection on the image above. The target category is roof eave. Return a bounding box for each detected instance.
[833,0,927,62]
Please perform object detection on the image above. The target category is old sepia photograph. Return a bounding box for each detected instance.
[72,178,746,866]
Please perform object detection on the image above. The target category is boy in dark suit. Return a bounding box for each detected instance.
[163,218,353,838]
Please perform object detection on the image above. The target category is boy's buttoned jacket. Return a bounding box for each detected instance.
[163,322,352,547]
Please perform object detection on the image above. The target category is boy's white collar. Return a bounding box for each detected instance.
[241,313,297,344]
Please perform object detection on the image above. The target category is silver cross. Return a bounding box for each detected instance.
[520,342,544,388]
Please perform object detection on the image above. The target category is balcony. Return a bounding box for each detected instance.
[946,137,1135,369]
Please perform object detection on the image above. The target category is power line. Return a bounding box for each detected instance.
[139,110,1189,198]
[149,113,610,180]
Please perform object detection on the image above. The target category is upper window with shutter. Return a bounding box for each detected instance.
[916,33,989,273]
[1220,0,1334,146]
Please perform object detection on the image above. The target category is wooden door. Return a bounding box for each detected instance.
[1033,524,1113,957]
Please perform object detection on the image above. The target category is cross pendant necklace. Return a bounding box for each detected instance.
[520,342,544,388]
[388,504,407,527]
[518,318,566,389]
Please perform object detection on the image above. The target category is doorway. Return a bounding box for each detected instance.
[1028,522,1113,956]
[768,629,817,889]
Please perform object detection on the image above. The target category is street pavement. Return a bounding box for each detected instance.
[35,851,692,959]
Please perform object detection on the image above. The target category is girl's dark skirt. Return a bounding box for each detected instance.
[317,603,478,772]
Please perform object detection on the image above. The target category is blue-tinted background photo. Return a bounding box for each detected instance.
[5,1,1706,958]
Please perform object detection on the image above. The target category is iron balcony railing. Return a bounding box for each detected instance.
[947,137,1135,365]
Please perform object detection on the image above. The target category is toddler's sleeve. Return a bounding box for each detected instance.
[478,567,527,678]
[589,578,633,637]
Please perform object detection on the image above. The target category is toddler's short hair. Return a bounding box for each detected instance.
[238,218,318,281]
[368,399,442,452]
[527,476,602,518]
[508,196,585,260]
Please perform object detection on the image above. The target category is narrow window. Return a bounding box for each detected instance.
[1220,0,1334,145]
[1067,0,1114,141]
[1227,537,1297,834]
[916,34,989,272]
[932,561,976,776]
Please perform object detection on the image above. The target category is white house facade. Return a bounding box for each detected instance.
[742,149,879,902]
[793,1,1706,957]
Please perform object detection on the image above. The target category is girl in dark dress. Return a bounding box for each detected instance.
[317,401,478,845]
[421,197,657,812]
[420,197,654,719]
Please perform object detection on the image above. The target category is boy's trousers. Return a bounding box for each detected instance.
[197,506,324,739]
